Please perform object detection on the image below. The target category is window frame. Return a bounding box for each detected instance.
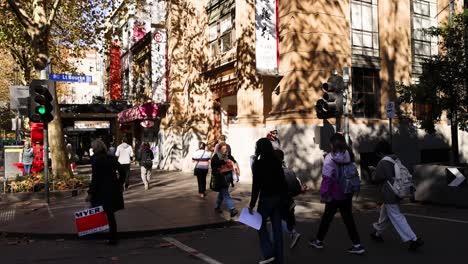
[350,0,380,57]
[206,1,235,59]
[351,67,381,118]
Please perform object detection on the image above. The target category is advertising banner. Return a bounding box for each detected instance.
[151,29,168,104]
[75,206,109,237]
[255,0,279,75]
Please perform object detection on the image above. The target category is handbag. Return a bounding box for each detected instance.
[194,150,206,176]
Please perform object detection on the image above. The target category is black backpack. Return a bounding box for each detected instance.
[141,149,153,169]
[284,167,302,197]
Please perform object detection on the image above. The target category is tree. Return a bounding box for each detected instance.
[3,0,112,178]
[397,13,468,164]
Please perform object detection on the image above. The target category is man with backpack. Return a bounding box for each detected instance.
[370,140,424,251]
[139,142,154,190]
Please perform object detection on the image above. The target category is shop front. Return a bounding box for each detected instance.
[117,102,161,162]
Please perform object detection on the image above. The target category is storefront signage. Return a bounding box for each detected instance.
[151,29,168,104]
[255,0,279,76]
[74,121,110,129]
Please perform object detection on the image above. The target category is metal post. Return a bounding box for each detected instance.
[336,115,342,132]
[389,117,393,150]
[344,82,350,144]
[44,121,49,204]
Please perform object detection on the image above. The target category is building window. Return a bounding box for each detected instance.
[351,0,379,57]
[207,0,235,58]
[412,0,438,80]
[352,67,380,118]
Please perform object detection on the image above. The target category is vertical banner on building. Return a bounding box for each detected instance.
[255,0,279,76]
[151,29,168,103]
[109,44,122,100]
[151,0,167,25]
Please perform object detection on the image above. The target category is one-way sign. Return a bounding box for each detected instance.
[447,167,466,187]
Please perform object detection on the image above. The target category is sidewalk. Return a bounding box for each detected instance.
[0,165,383,238]
[0,166,248,238]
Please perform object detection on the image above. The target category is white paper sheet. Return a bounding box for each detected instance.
[238,207,262,230]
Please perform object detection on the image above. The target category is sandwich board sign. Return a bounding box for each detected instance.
[75,206,109,236]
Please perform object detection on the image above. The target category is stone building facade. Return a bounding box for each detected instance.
[104,0,468,187]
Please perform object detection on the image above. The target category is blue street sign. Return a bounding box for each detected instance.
[49,74,93,83]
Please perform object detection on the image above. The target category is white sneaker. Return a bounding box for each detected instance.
[290,231,301,249]
[259,257,275,264]
[144,183,149,190]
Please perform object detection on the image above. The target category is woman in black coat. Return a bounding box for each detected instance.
[87,139,125,245]
[249,138,288,264]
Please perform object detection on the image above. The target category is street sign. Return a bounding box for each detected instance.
[386,101,396,118]
[49,73,93,83]
[447,168,466,187]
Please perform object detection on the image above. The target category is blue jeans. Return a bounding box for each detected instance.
[257,196,284,264]
[23,164,32,176]
[215,188,235,210]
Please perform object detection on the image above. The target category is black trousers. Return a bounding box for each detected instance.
[194,168,208,194]
[121,164,131,187]
[281,197,296,232]
[316,198,360,244]
[106,211,117,241]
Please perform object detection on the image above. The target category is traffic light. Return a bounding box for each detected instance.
[29,80,54,123]
[315,75,344,119]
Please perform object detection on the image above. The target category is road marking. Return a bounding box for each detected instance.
[163,237,223,264]
[0,205,16,225]
[404,213,468,224]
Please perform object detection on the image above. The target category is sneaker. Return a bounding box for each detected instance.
[258,256,275,264]
[408,238,424,251]
[230,208,238,217]
[308,239,324,249]
[144,183,149,190]
[370,231,384,242]
[214,207,222,214]
[348,245,366,255]
[290,232,302,249]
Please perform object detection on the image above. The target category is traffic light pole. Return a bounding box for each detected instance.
[43,120,49,204]
[343,80,350,144]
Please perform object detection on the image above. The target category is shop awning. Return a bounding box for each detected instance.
[117,102,159,123]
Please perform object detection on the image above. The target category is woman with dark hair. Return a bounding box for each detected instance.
[370,140,423,251]
[309,133,365,254]
[192,142,212,198]
[249,138,288,264]
[87,139,125,245]
[210,142,238,217]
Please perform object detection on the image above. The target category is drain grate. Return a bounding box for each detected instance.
[0,207,15,225]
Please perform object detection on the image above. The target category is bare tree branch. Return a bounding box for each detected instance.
[6,0,33,30]
[47,0,61,26]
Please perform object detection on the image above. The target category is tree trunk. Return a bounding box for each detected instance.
[35,68,72,179]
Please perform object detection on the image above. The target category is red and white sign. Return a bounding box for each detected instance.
[75,206,109,237]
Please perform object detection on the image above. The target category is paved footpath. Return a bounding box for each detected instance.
[0,166,246,237]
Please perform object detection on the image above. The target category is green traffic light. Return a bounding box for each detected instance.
[38,106,46,115]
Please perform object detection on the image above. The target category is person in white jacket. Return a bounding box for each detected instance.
[115,138,134,190]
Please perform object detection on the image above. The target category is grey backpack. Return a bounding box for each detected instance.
[382,157,414,198]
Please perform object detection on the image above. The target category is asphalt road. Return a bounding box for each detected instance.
[1,203,468,264]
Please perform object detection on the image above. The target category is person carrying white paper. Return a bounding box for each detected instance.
[249,138,288,264]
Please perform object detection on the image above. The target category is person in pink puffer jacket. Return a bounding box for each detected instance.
[309,133,365,255]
